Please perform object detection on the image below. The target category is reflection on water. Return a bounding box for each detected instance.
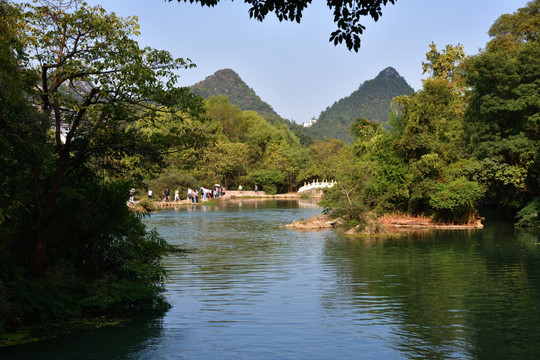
[3,200,540,359]
[320,227,540,360]
[0,314,165,360]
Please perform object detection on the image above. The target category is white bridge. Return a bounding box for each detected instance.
[297,179,335,193]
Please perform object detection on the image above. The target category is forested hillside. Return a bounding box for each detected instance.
[190,68,314,145]
[307,67,414,142]
[191,69,281,120]
[191,67,414,145]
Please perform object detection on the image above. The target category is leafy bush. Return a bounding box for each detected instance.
[0,168,175,331]
[249,170,285,195]
[138,198,156,212]
[147,169,199,200]
[515,198,540,227]
[319,184,369,228]
[429,178,485,224]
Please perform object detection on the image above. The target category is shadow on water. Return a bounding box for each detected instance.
[0,313,165,360]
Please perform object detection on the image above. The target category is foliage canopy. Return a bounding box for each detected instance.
[464,0,540,213]
[0,0,204,331]
[172,0,397,51]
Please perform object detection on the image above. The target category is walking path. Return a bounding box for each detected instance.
[131,191,301,210]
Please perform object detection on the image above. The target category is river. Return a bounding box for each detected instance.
[3,199,540,359]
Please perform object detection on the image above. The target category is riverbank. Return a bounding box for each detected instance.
[284,215,337,230]
[129,191,302,211]
[285,213,483,233]
[377,214,484,230]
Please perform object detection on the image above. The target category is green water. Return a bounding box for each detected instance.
[3,200,540,359]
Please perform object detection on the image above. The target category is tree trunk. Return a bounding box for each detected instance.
[33,220,50,276]
[32,156,68,276]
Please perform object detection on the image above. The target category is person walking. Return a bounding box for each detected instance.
[164,188,170,202]
[200,186,206,200]
[174,188,180,202]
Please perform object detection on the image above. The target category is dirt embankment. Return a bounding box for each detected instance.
[284,215,337,230]
[377,214,483,230]
[285,214,483,234]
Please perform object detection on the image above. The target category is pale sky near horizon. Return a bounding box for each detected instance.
[83,1,528,123]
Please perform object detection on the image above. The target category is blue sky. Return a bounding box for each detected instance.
[85,0,529,123]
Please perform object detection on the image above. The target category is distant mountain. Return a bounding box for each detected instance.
[191,67,414,146]
[190,68,281,120]
[307,67,414,143]
[190,68,314,145]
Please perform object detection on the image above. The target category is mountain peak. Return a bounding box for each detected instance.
[211,68,240,78]
[191,68,280,119]
[307,66,414,142]
[197,68,243,89]
[377,66,401,79]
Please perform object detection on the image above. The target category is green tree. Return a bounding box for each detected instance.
[422,43,466,84]
[0,1,47,224]
[196,96,305,191]
[205,96,245,141]
[22,0,205,275]
[171,0,397,51]
[1,0,202,331]
[428,176,485,224]
[118,109,210,185]
[249,170,285,195]
[319,147,379,228]
[207,141,252,187]
[204,97,299,159]
[487,0,540,51]
[464,0,540,214]
[299,139,346,183]
[389,46,484,222]
[350,118,383,155]
[392,78,466,163]
[260,140,303,192]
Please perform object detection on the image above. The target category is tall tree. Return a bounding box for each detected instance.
[171,0,397,51]
[319,146,379,228]
[206,141,251,187]
[388,42,485,223]
[464,0,540,212]
[299,139,346,182]
[21,0,206,275]
[0,1,47,224]
[422,43,466,85]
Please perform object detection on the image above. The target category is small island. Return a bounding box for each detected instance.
[286,213,483,234]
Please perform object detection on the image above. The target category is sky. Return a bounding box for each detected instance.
[83,0,530,124]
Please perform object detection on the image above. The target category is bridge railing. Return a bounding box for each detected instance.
[297,179,335,193]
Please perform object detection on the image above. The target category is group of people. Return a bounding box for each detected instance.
[187,185,226,203]
[142,185,226,203]
[132,184,262,203]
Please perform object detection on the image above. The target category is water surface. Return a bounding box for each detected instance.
[3,200,540,359]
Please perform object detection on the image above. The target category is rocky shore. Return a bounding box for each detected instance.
[285,214,483,234]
